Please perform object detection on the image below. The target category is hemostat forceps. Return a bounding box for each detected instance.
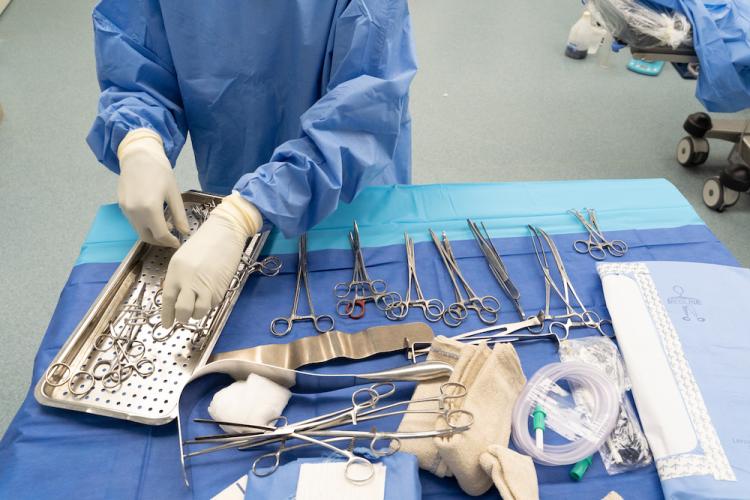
[385,232,445,322]
[529,226,614,340]
[184,382,473,484]
[271,235,335,336]
[467,219,526,320]
[334,221,400,319]
[430,230,500,326]
[569,209,627,260]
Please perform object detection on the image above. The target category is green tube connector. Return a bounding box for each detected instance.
[532,404,546,431]
[570,456,593,481]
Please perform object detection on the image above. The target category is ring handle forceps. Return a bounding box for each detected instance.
[271,235,335,336]
[569,209,627,260]
[334,221,400,319]
[185,381,472,480]
[528,226,614,339]
[430,230,501,326]
[467,219,526,320]
[385,232,446,322]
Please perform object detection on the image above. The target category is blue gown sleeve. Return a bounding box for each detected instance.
[86,0,187,172]
[232,0,418,237]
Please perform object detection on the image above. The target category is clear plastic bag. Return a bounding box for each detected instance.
[588,0,692,49]
[559,336,653,474]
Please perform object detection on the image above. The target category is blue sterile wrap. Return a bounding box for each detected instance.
[0,181,739,499]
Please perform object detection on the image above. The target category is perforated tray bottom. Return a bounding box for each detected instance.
[36,194,267,424]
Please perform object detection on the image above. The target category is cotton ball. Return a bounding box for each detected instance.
[208,373,292,434]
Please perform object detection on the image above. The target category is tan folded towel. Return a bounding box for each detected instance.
[397,336,488,476]
[433,343,526,495]
[479,445,539,500]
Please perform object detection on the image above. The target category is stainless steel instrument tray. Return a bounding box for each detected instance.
[35,191,269,425]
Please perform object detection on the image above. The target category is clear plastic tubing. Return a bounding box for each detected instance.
[511,361,619,466]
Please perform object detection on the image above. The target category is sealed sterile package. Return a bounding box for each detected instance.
[559,336,652,475]
[587,0,691,49]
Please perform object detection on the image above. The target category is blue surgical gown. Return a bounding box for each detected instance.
[87,0,417,236]
[645,0,750,112]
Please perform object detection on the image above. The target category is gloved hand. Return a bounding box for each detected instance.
[161,192,262,327]
[117,129,190,248]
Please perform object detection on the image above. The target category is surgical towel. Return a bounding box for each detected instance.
[397,336,487,476]
[479,445,539,500]
[397,338,532,497]
[433,343,527,496]
[598,261,750,498]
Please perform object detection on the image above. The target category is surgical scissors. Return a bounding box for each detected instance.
[569,209,627,260]
[385,232,445,322]
[430,230,500,326]
[467,219,526,320]
[271,235,335,336]
[334,221,401,319]
[529,226,615,339]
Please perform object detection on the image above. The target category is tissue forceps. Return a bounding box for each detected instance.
[271,235,335,336]
[569,209,627,260]
[430,230,500,326]
[385,232,445,322]
[467,219,526,320]
[529,226,614,339]
[334,222,401,319]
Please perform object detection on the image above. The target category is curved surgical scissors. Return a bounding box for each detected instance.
[271,234,335,336]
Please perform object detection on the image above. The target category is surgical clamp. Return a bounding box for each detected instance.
[184,382,472,483]
[569,208,628,260]
[334,221,401,319]
[271,234,335,336]
[467,219,526,320]
[385,232,446,322]
[430,230,501,326]
[529,226,614,339]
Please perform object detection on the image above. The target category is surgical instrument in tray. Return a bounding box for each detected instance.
[271,234,335,336]
[385,232,446,323]
[183,382,472,483]
[430,230,501,326]
[467,219,526,320]
[529,226,614,339]
[38,191,272,425]
[569,208,628,260]
[334,221,401,319]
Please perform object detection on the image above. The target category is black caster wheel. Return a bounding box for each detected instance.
[702,176,740,211]
[677,136,709,166]
[684,112,712,137]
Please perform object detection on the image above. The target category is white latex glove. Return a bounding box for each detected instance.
[161,192,262,327]
[117,129,190,248]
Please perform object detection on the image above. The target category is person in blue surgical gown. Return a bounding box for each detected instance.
[86,1,417,327]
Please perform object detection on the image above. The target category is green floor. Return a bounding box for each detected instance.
[1,0,748,434]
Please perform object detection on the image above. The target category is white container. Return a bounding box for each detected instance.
[565,11,596,60]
